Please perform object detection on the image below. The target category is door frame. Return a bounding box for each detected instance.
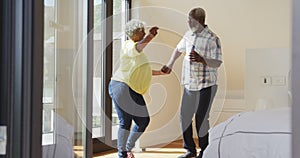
[0,0,44,157]
[292,0,300,157]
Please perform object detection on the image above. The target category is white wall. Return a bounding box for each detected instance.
[133,0,291,91]
[131,0,291,147]
[245,48,291,110]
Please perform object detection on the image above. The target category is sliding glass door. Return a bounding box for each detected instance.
[92,0,130,153]
[42,0,131,156]
[1,0,130,157]
[111,0,128,141]
[92,0,104,139]
[42,0,92,157]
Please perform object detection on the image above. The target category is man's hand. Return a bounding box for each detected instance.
[189,50,206,64]
[161,65,172,74]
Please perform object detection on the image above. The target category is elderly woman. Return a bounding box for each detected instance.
[108,19,165,158]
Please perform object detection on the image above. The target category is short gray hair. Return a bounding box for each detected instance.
[125,19,145,37]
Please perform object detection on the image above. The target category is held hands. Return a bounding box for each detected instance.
[152,69,169,76]
[161,65,172,74]
[152,65,172,76]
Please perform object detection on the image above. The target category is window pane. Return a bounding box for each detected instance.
[112,0,126,140]
[43,0,89,157]
[42,0,56,146]
[92,0,103,138]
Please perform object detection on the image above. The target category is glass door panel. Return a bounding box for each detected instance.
[43,0,56,146]
[92,0,103,139]
[42,0,89,157]
[112,0,127,141]
[92,0,129,148]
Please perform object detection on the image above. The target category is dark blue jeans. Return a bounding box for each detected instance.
[108,80,150,158]
[180,85,217,155]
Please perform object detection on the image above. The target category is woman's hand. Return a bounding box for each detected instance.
[136,26,159,52]
[149,26,159,37]
[152,69,169,76]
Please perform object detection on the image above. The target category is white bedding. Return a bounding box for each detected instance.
[204,107,291,158]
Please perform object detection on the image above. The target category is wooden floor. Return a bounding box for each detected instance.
[93,140,198,158]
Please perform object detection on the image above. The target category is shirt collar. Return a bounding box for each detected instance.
[191,25,209,36]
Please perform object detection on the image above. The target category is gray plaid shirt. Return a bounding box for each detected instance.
[177,27,222,91]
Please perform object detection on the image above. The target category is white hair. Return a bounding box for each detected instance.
[125,19,145,37]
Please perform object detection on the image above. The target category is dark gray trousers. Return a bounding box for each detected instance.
[180,85,217,154]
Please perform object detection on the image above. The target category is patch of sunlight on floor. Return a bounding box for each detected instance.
[94,148,187,158]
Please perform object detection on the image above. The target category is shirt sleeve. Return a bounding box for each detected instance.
[124,41,141,57]
[176,37,186,53]
[209,37,222,61]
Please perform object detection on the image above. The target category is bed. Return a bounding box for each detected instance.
[204,107,291,158]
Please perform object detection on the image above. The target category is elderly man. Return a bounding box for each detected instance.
[162,7,223,158]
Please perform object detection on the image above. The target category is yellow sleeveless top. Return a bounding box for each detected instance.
[111,40,152,94]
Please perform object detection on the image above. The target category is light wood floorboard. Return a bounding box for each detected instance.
[93,140,201,158]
